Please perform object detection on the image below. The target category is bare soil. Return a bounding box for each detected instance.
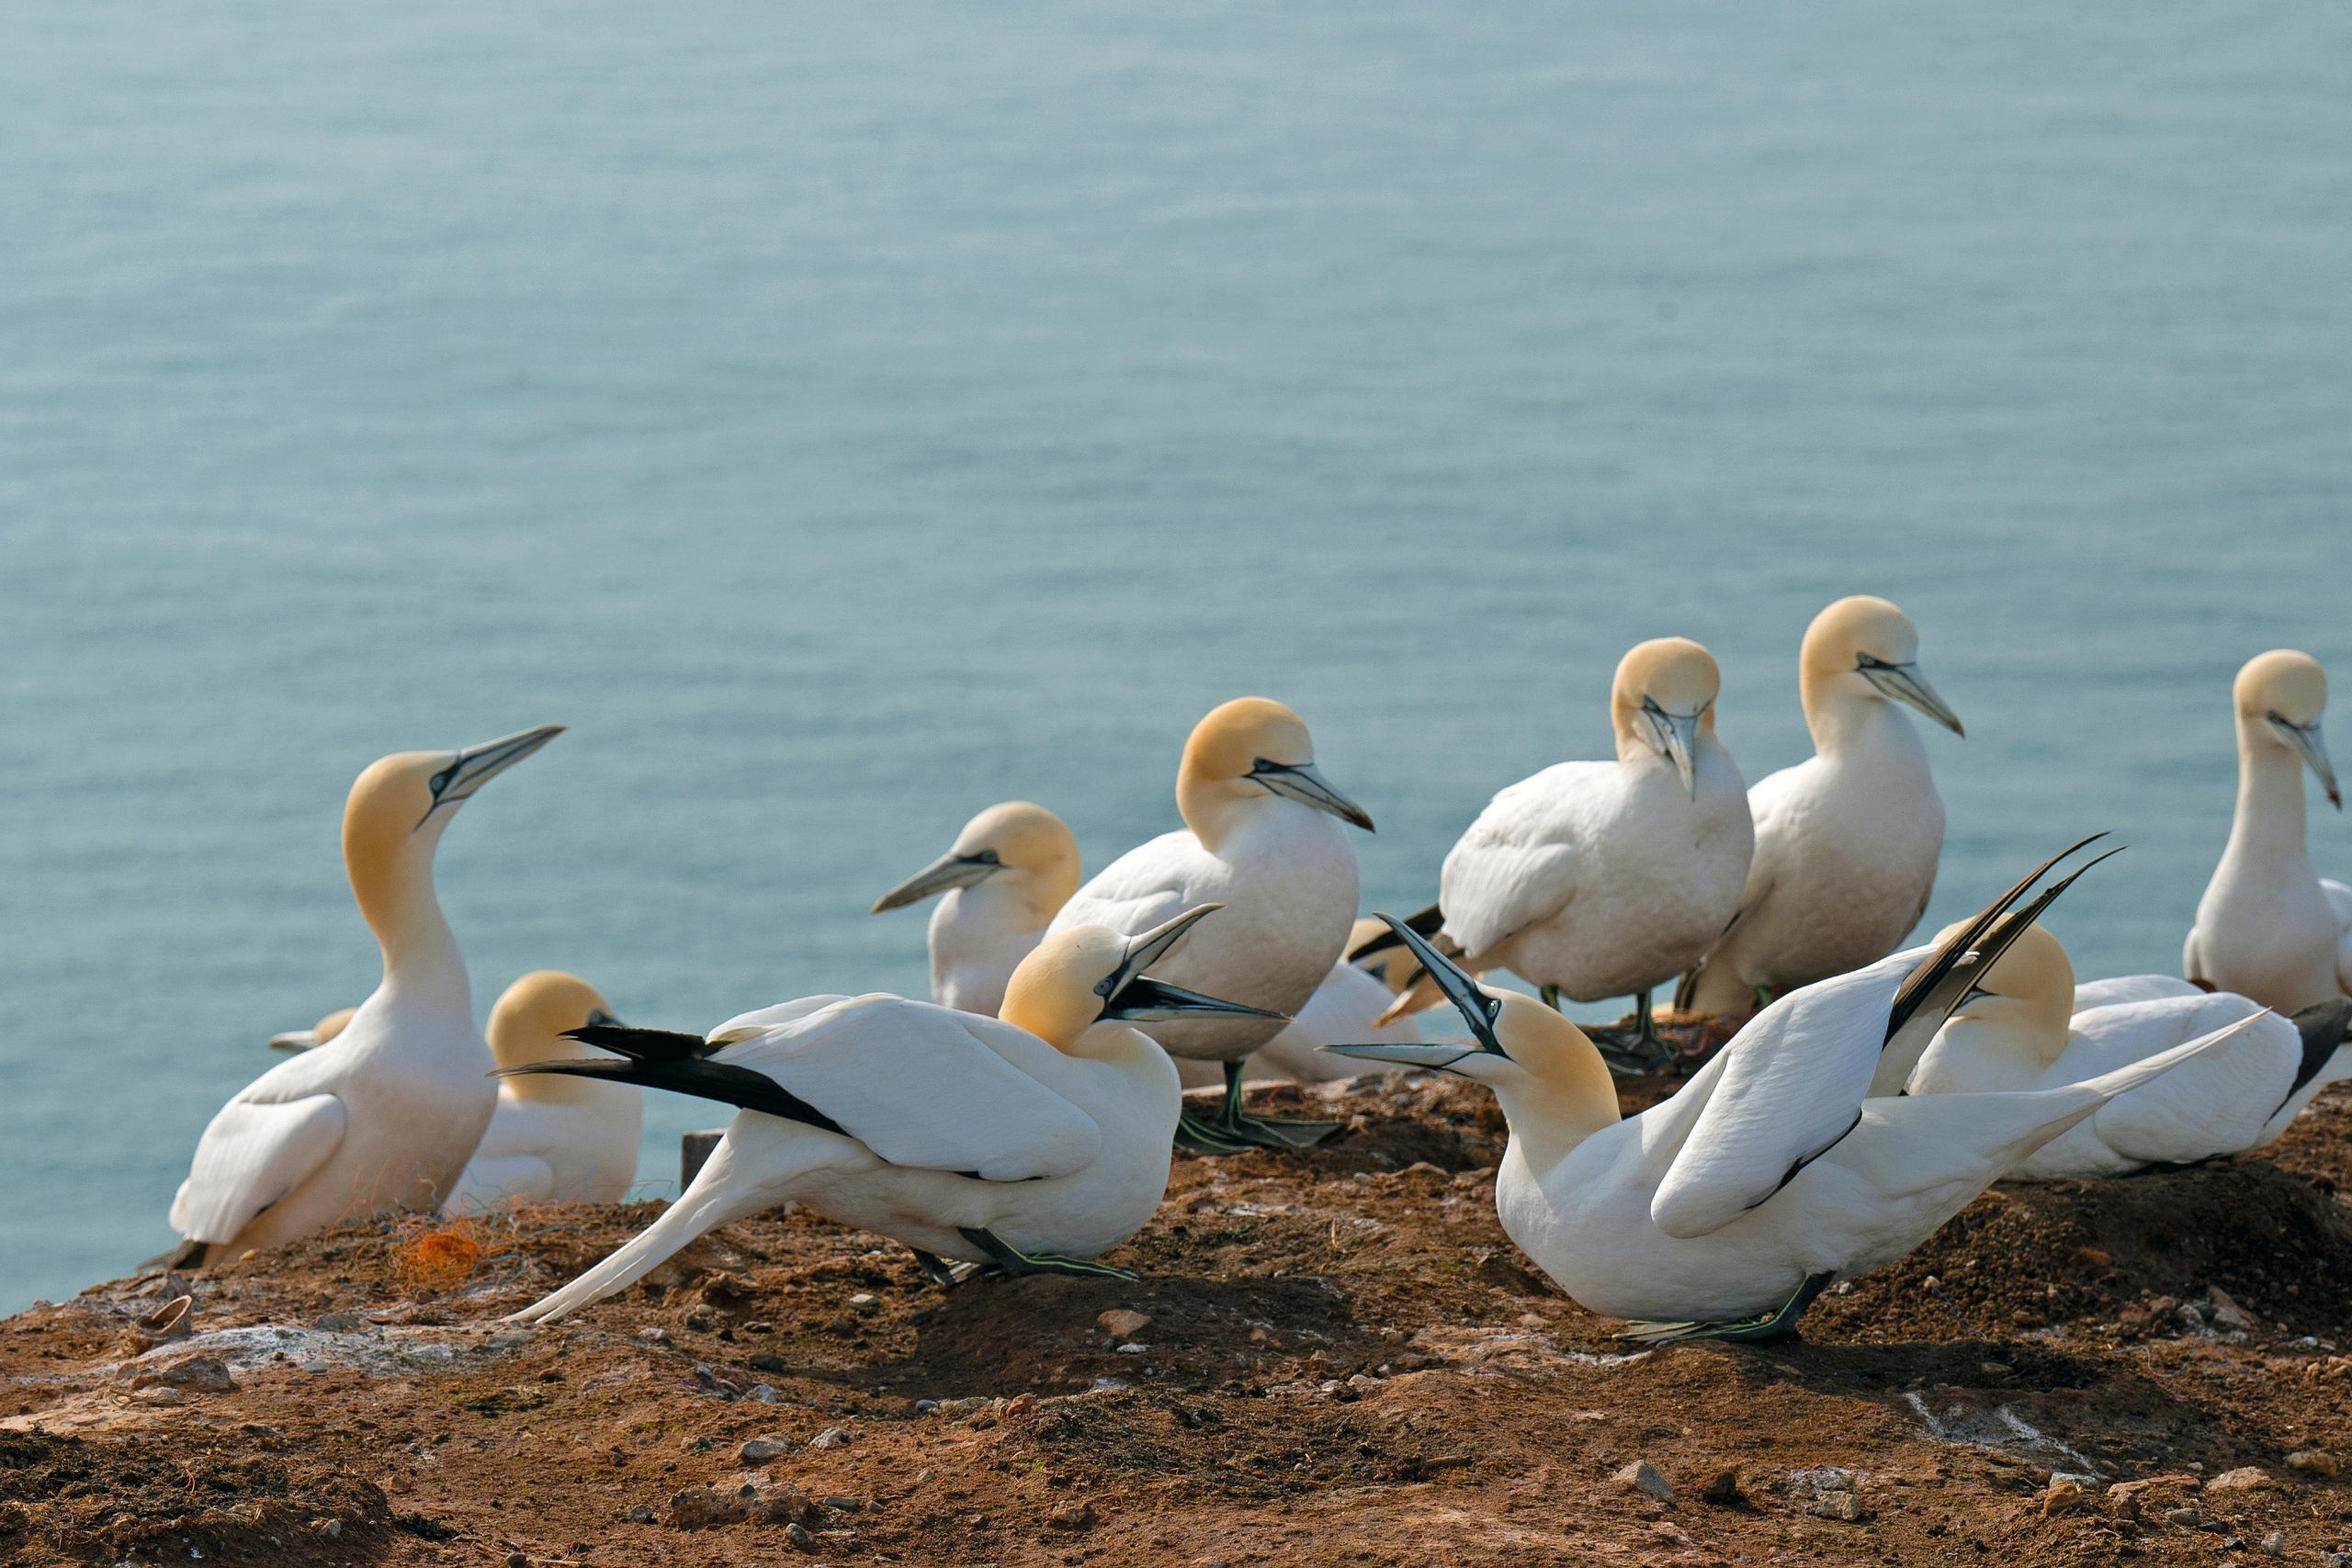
[5,1071,2351,1567]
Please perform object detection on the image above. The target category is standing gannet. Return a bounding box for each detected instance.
[168,726,564,1260]
[1046,697,1374,1152]
[1327,841,2244,1342]
[504,907,1268,1321]
[447,973,641,1209]
[1911,922,2352,1179]
[870,801,1083,1017]
[1679,596,1964,1017]
[2185,650,2351,1013]
[1377,638,1752,1068]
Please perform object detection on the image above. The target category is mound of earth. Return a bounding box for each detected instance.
[2,1075,2348,1566]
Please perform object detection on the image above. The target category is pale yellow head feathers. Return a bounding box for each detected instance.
[1488,993,1621,1117]
[342,751,461,942]
[2236,649,2327,729]
[1933,918,2074,1043]
[954,801,1081,916]
[1175,696,1371,847]
[1802,595,1920,686]
[998,925,1128,1051]
[487,971,615,1072]
[1610,637,1722,781]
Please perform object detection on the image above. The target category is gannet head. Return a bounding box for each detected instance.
[999,905,1285,1050]
[342,725,564,942]
[1801,595,1964,737]
[1177,697,1374,849]
[1323,916,1619,1139]
[1611,637,1722,797]
[870,801,1082,919]
[1932,918,2074,1045]
[489,971,618,1073]
[2236,649,2338,809]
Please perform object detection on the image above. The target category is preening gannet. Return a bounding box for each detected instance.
[2185,650,2352,1013]
[266,1007,357,1053]
[169,726,564,1259]
[870,801,1082,1017]
[1328,841,2237,1343]
[504,908,1265,1322]
[1680,596,1963,1017]
[1046,698,1374,1152]
[1374,638,1753,1068]
[1911,922,2352,1179]
[446,973,641,1209]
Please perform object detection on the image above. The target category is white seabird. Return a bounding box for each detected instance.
[1680,596,1964,1017]
[168,726,564,1260]
[1327,840,2245,1342]
[2185,649,2351,1013]
[504,907,1265,1322]
[1046,697,1374,1151]
[1911,920,2352,1179]
[1369,637,1753,1068]
[870,800,1082,1017]
[446,972,642,1209]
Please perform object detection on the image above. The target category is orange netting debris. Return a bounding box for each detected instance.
[395,1220,487,1294]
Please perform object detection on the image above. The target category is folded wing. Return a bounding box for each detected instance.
[169,1092,346,1243]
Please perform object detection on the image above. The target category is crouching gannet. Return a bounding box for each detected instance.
[504,907,1270,1322]
[1680,596,1963,1017]
[2185,650,2352,1013]
[870,801,1082,1017]
[1912,922,2352,1179]
[1048,698,1374,1153]
[447,973,642,1209]
[1364,638,1753,1069]
[168,726,564,1261]
[1328,840,2247,1343]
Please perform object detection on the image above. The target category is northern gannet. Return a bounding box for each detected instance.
[1911,921,2352,1179]
[1328,842,2240,1343]
[168,726,564,1260]
[1679,596,1963,1017]
[2185,650,2351,1013]
[1371,638,1753,1068]
[447,972,641,1210]
[870,801,1082,1017]
[1046,697,1374,1152]
[504,907,1264,1321]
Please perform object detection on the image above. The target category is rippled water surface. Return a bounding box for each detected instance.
[3,4,2347,1310]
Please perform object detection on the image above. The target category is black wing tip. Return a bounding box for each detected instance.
[2288,998,2352,1098]
[561,1023,714,1059]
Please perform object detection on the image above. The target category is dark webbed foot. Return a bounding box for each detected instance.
[956,1227,1139,1281]
[1616,1271,1837,1346]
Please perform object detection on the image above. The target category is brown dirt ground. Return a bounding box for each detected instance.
[5,1068,2351,1568]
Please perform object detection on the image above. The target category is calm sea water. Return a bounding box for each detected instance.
[2,5,2347,1313]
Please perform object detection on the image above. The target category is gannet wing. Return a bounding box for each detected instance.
[2063,996,2290,1163]
[1435,763,1600,959]
[1649,949,1917,1239]
[709,996,854,1042]
[724,998,1103,1180]
[169,1092,346,1244]
[2072,974,2204,1010]
[1051,830,1196,939]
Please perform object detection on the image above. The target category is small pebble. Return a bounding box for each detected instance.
[637,1326,672,1347]
[1612,1460,1674,1505]
[624,1505,656,1524]
[810,1426,853,1450]
[1096,1309,1152,1339]
[847,1292,879,1315]
[739,1438,791,1465]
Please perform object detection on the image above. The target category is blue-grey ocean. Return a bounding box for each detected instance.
[2,5,2347,1313]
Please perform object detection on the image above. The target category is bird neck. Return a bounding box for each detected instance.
[955,867,1072,934]
[1066,1020,1163,1067]
[1802,679,1919,761]
[2227,714,2312,870]
[1936,1008,2066,1086]
[346,821,470,1017]
[1176,763,1261,853]
[1489,1060,1621,1175]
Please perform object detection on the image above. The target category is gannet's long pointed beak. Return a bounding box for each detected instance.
[1643,703,1704,797]
[1857,658,1963,737]
[1365,912,1507,1056]
[1250,759,1375,831]
[266,1029,319,1054]
[433,724,567,809]
[870,851,999,913]
[1322,1041,1477,1070]
[1104,976,1286,1023]
[2270,714,2342,809]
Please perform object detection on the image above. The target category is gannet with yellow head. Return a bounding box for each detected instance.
[1680,596,1964,1016]
[1910,920,2350,1179]
[871,801,1083,1017]
[1385,638,1752,1067]
[2185,650,2352,1013]
[503,907,1267,1321]
[1045,697,1374,1151]
[1327,846,2256,1342]
[169,726,565,1259]
[445,972,641,1210]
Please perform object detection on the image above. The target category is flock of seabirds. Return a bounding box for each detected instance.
[160,595,2352,1344]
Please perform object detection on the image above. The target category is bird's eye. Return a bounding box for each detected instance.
[972,849,1002,865]
[429,765,459,796]
[1855,652,1889,671]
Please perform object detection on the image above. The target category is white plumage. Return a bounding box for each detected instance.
[445,973,641,1211]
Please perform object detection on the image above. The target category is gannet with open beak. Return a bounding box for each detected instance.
[1047,697,1374,1152]
[1911,922,2351,1179]
[168,726,564,1259]
[1328,840,2247,1342]
[1369,638,1752,1067]
[1680,596,1963,1017]
[2185,650,2352,1013]
[503,908,1265,1322]
[870,801,1082,1017]
[446,973,641,1209]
